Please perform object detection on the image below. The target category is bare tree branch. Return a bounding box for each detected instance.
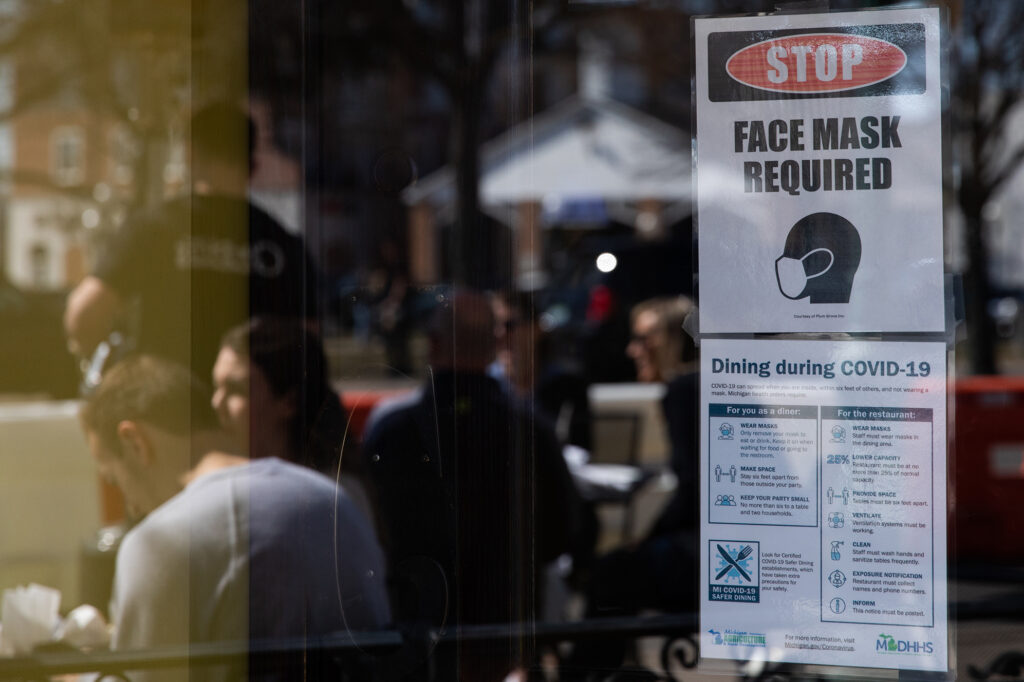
[984,142,1024,193]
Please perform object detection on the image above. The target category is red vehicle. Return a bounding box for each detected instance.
[953,376,1024,566]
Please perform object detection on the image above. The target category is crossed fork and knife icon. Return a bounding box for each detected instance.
[716,544,753,582]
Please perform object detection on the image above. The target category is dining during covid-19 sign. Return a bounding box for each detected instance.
[693,7,949,677]
[698,338,949,673]
[694,8,944,335]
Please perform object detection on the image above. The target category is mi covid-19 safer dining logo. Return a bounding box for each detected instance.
[707,24,925,102]
[709,541,760,603]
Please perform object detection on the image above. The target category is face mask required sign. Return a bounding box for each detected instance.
[700,338,947,673]
[693,8,944,333]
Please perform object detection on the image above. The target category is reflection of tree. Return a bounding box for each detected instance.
[0,2,112,123]
[0,0,192,216]
[952,2,1024,374]
[291,0,566,287]
[0,1,244,284]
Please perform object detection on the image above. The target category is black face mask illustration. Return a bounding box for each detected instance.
[775,212,861,304]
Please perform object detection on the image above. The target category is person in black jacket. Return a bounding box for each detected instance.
[362,289,588,680]
[64,102,319,386]
[492,290,594,451]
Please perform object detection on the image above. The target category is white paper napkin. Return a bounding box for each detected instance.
[0,583,61,655]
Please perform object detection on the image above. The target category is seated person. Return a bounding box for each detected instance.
[492,290,593,451]
[80,355,389,680]
[211,317,376,523]
[626,296,698,537]
[563,297,698,681]
[362,289,588,680]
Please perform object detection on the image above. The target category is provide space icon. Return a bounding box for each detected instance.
[775,212,861,303]
[826,487,850,505]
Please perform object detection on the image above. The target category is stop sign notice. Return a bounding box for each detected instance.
[726,33,908,93]
[706,21,926,103]
[693,8,943,335]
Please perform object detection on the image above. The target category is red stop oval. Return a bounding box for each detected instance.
[726,33,907,93]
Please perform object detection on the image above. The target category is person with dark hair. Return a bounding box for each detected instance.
[211,317,376,521]
[188,100,258,179]
[64,101,319,387]
[493,290,593,451]
[212,317,347,474]
[81,355,389,681]
[361,289,587,680]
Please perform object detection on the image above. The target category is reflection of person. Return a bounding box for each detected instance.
[212,317,376,522]
[564,296,698,680]
[81,356,389,680]
[492,291,593,450]
[626,298,691,383]
[626,296,698,535]
[362,289,585,680]
[64,102,319,384]
[213,318,349,475]
[373,240,414,377]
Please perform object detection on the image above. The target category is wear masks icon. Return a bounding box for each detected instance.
[775,213,861,304]
[775,248,835,300]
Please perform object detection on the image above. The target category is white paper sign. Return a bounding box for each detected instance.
[700,338,948,673]
[694,9,944,333]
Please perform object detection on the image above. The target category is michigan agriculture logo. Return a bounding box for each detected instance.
[709,629,767,648]
[876,633,934,655]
